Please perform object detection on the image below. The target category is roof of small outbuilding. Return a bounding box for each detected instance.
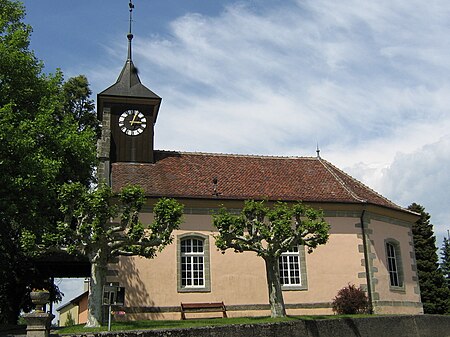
[111,150,405,212]
[56,291,88,312]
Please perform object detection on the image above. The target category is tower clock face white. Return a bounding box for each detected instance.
[118,109,147,136]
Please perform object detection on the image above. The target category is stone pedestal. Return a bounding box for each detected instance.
[22,312,54,337]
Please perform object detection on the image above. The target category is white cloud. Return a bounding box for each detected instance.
[125,1,450,152]
[380,135,450,225]
[87,0,450,243]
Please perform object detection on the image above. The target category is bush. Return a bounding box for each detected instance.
[64,311,76,327]
[332,284,369,314]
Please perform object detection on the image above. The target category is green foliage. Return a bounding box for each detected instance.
[213,200,330,258]
[441,236,450,290]
[332,284,369,315]
[407,203,450,314]
[0,0,43,111]
[51,183,183,325]
[51,184,183,260]
[213,200,330,317]
[62,75,99,136]
[0,0,97,324]
[64,311,76,327]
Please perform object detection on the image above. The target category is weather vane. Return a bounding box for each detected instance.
[127,0,135,60]
[129,0,135,36]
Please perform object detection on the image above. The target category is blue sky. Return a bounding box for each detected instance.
[21,0,450,311]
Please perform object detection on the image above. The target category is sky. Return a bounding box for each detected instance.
[21,0,450,313]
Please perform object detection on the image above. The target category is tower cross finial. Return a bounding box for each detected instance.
[127,0,135,60]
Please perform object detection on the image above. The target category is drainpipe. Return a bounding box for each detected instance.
[360,209,374,314]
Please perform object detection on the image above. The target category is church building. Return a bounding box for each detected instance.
[96,8,423,319]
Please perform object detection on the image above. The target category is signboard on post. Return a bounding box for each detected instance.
[103,285,125,331]
[103,285,125,306]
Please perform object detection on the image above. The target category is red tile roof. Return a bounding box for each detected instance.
[111,151,402,210]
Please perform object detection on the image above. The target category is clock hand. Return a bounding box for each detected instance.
[130,111,138,125]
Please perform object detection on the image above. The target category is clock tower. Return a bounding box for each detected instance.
[97,2,161,185]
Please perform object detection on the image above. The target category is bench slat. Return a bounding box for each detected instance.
[181,302,227,320]
[182,302,224,309]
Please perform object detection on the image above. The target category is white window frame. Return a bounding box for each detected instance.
[279,247,301,287]
[177,233,211,293]
[278,245,308,291]
[181,238,205,288]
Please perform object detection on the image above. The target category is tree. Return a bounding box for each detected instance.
[213,200,330,317]
[62,75,100,136]
[441,234,450,291]
[0,0,98,324]
[44,183,183,327]
[407,203,450,314]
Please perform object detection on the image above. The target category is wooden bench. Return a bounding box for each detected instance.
[180,302,227,320]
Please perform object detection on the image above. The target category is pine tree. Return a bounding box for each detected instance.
[408,203,450,314]
[440,234,450,290]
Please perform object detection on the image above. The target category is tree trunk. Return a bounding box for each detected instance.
[85,257,107,327]
[264,256,286,317]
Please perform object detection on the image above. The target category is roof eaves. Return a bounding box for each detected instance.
[56,291,88,311]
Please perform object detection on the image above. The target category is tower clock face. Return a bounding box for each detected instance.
[118,109,147,136]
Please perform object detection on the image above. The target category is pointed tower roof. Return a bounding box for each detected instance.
[99,58,160,99]
[99,33,161,100]
[99,1,160,99]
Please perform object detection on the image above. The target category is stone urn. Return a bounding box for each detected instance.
[30,291,50,312]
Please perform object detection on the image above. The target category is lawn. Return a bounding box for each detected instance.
[55,315,370,334]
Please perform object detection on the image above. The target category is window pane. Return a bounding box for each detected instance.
[386,242,401,287]
[181,237,206,288]
[279,247,301,286]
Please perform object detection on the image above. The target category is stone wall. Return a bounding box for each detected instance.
[64,315,450,337]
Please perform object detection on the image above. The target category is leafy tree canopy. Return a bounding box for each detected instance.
[39,183,184,327]
[0,0,98,324]
[213,200,330,317]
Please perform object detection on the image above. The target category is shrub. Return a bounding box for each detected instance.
[64,311,76,327]
[332,284,369,314]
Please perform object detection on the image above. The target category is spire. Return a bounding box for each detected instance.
[316,143,321,158]
[127,0,134,61]
[98,0,161,101]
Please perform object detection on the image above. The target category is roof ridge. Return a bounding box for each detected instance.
[318,158,367,203]
[155,149,316,160]
[319,158,402,209]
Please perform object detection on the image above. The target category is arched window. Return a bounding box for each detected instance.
[181,238,204,287]
[177,234,211,292]
[385,239,404,289]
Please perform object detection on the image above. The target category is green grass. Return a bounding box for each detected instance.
[55,315,372,334]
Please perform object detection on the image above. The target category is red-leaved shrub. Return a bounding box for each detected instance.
[332,284,369,314]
